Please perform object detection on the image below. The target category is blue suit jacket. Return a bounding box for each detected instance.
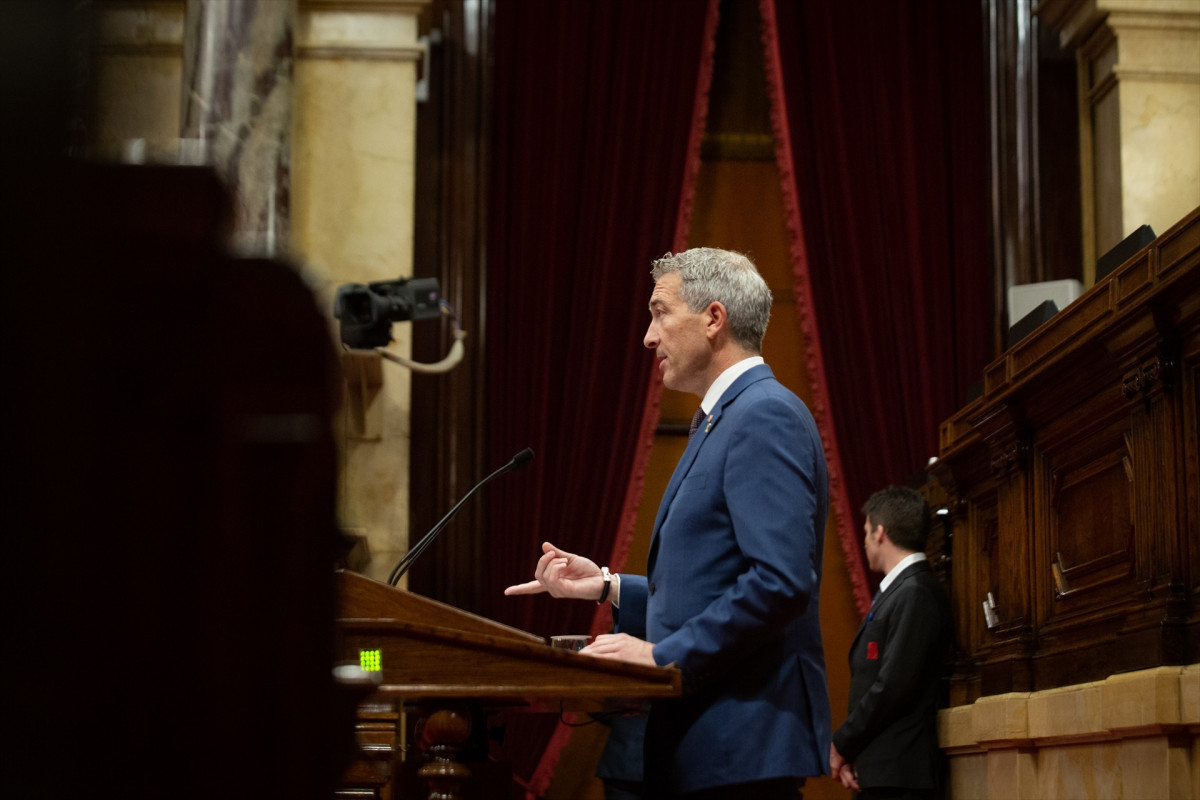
[615,364,832,793]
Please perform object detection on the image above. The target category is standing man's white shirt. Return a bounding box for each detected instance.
[613,356,765,609]
[879,551,928,593]
[699,356,764,415]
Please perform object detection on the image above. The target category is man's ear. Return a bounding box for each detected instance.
[704,301,728,340]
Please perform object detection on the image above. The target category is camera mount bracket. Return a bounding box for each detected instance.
[374,327,467,374]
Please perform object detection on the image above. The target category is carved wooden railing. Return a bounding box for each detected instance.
[930,206,1200,705]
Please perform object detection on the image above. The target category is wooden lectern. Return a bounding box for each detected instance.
[334,569,681,799]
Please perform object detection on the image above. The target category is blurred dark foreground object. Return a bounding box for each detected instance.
[2,159,358,799]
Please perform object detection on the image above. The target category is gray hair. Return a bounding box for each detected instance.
[651,248,772,352]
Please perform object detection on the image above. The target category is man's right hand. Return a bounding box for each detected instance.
[504,541,603,600]
[829,743,859,790]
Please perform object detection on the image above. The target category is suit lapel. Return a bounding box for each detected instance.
[646,417,705,573]
[851,561,932,649]
[646,365,775,574]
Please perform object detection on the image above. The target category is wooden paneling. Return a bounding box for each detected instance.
[932,207,1200,706]
[409,0,494,615]
[334,571,681,799]
[984,0,1084,347]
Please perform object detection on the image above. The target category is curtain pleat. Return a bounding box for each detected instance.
[483,1,720,792]
[760,0,873,615]
[763,0,992,601]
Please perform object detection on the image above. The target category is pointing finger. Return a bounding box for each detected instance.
[503,580,546,596]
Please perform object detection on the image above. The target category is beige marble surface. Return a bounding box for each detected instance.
[942,665,1200,799]
[291,1,428,582]
[89,0,431,582]
[1046,0,1200,262]
[91,1,185,161]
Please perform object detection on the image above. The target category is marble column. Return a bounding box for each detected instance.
[88,0,432,586]
[292,0,431,583]
[90,0,186,161]
[1039,0,1200,274]
[182,0,295,256]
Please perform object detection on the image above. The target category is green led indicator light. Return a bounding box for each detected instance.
[359,649,382,672]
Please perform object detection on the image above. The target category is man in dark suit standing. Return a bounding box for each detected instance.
[507,248,831,798]
[830,486,953,800]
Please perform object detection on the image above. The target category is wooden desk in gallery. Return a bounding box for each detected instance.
[333,569,682,799]
[929,206,1200,706]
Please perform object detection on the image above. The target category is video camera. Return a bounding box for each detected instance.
[333,277,442,348]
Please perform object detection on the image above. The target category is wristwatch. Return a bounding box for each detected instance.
[597,566,612,604]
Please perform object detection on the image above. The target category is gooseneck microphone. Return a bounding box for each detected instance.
[387,447,534,586]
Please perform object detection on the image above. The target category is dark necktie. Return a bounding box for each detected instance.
[688,407,705,441]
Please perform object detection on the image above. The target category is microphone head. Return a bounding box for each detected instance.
[513,447,534,468]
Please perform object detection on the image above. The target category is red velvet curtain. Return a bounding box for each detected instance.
[763,0,993,608]
[482,0,719,792]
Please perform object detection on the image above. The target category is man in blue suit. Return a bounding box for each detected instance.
[829,486,952,800]
[506,248,831,798]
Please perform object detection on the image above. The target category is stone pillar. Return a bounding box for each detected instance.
[88,0,432,582]
[90,1,186,161]
[182,0,295,255]
[292,0,431,582]
[1040,0,1200,275]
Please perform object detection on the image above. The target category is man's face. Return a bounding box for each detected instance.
[644,272,710,396]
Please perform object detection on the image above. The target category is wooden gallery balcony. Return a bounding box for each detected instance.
[929,206,1200,705]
